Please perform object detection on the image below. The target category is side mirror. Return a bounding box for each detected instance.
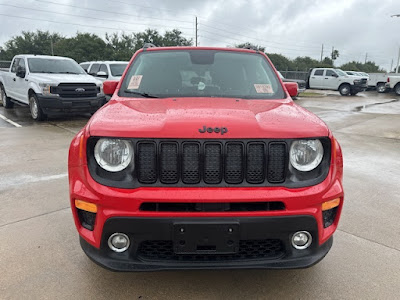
[284,82,298,98]
[16,66,26,78]
[96,71,108,78]
[103,80,119,96]
[332,73,338,78]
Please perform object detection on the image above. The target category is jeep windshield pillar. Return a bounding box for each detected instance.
[68,46,344,271]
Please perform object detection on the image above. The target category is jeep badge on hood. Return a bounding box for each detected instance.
[198,126,228,135]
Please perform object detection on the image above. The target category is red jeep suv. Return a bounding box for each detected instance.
[68,46,344,271]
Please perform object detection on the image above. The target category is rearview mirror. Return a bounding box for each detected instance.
[283,82,298,98]
[103,80,119,96]
[16,66,26,78]
[96,71,108,78]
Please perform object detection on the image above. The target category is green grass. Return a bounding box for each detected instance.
[298,91,324,97]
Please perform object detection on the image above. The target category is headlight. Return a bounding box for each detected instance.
[97,83,104,95]
[94,138,133,172]
[353,79,361,84]
[39,83,57,96]
[290,140,323,172]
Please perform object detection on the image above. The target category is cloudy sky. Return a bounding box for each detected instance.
[0,0,399,70]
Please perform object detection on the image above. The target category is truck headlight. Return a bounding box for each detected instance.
[39,83,57,96]
[353,79,361,84]
[94,138,133,172]
[97,83,104,95]
[289,140,323,172]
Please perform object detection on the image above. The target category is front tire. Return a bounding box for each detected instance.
[377,82,386,93]
[0,85,14,108]
[339,84,351,96]
[29,93,45,121]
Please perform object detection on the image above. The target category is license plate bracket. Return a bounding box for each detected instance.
[173,222,239,254]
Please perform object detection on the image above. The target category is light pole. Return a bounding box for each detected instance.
[391,15,400,72]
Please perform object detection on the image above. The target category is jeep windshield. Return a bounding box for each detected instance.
[28,58,86,74]
[119,50,285,99]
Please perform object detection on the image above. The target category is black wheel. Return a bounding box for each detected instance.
[350,91,358,96]
[29,93,46,121]
[377,82,386,93]
[395,84,400,96]
[339,84,351,96]
[0,85,14,108]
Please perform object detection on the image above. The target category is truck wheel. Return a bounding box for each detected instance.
[395,84,400,96]
[29,94,45,121]
[350,91,358,96]
[339,84,351,96]
[377,83,386,93]
[0,85,14,108]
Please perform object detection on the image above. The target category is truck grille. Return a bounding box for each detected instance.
[51,83,98,98]
[137,239,284,262]
[136,140,287,185]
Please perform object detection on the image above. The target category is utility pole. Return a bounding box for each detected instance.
[390,59,393,72]
[320,44,324,62]
[195,16,198,47]
[397,47,400,73]
[50,39,54,56]
[364,53,368,64]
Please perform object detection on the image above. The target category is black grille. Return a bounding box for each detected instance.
[135,140,287,185]
[204,143,222,184]
[52,83,98,98]
[137,143,157,183]
[182,143,200,184]
[137,239,284,262]
[267,143,287,183]
[140,201,285,212]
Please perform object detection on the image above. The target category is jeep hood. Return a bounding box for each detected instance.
[88,97,329,139]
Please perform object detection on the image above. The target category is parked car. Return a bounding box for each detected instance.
[80,61,129,82]
[307,68,367,96]
[385,74,400,95]
[69,46,344,271]
[277,71,306,96]
[0,55,105,120]
[368,73,394,93]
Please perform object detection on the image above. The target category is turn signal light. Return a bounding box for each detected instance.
[322,198,340,211]
[75,199,97,213]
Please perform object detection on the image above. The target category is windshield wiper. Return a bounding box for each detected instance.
[33,71,57,73]
[123,90,159,98]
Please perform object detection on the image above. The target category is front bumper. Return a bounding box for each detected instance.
[37,94,105,115]
[80,216,333,271]
[351,83,368,93]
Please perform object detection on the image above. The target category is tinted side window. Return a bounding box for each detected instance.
[89,63,100,75]
[326,70,336,77]
[314,69,324,76]
[99,64,108,75]
[11,58,20,73]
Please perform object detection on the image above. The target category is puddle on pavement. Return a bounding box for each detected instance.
[352,99,400,112]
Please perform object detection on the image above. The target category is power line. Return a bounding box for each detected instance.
[0,13,193,36]
[0,3,193,31]
[34,0,193,24]
[199,23,321,50]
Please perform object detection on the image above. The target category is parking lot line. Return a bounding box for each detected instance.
[0,113,22,127]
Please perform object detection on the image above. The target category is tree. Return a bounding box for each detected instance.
[266,53,295,71]
[0,30,63,60]
[235,42,265,52]
[53,33,112,62]
[340,60,383,73]
[162,29,193,47]
[331,49,339,61]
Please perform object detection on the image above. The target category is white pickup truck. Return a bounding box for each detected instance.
[385,74,400,95]
[0,54,105,120]
[307,68,368,96]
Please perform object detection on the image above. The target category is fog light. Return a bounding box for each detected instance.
[291,231,312,250]
[108,233,130,253]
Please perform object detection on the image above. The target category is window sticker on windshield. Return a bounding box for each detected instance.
[198,81,206,90]
[254,84,273,93]
[127,75,143,90]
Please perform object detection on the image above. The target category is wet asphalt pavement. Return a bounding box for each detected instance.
[0,90,399,299]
